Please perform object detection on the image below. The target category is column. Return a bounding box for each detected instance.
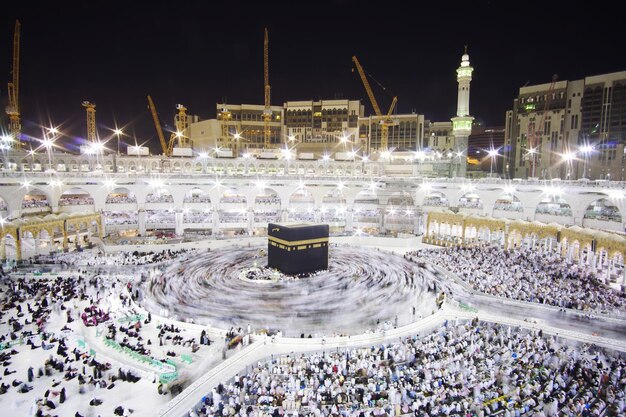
[247,209,254,235]
[16,236,21,262]
[314,209,321,223]
[212,210,220,236]
[138,209,147,236]
[345,210,353,233]
[175,210,184,236]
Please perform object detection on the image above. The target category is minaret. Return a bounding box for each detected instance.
[451,47,474,177]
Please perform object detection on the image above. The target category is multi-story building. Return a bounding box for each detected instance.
[358,113,425,153]
[579,72,626,180]
[187,104,284,155]
[424,121,454,153]
[283,99,363,156]
[503,71,626,180]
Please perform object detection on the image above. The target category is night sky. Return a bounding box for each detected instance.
[2,0,625,154]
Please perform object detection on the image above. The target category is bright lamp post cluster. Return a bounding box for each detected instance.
[524,145,596,179]
[560,145,595,180]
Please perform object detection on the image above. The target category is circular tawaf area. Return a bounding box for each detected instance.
[141,245,437,336]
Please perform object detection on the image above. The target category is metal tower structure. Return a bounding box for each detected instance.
[82,101,97,144]
[263,28,272,149]
[6,20,21,147]
[352,56,397,151]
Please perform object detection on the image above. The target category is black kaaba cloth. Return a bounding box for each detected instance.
[267,223,329,275]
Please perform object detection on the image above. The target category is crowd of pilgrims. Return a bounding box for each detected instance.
[0,248,209,416]
[0,269,143,416]
[191,319,625,417]
[405,245,626,315]
[39,247,194,266]
[0,240,625,416]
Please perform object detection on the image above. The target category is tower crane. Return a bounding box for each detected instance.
[527,74,558,178]
[352,56,397,152]
[170,103,191,154]
[6,20,21,147]
[147,95,192,156]
[82,101,97,144]
[263,28,272,149]
[147,95,170,156]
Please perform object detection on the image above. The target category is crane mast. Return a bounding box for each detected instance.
[352,56,397,151]
[263,28,272,149]
[528,74,558,178]
[147,95,170,156]
[6,20,21,147]
[168,104,191,155]
[82,101,97,144]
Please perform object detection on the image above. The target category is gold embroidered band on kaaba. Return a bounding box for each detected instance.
[268,236,329,251]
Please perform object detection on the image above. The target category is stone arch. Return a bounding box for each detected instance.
[146,188,174,204]
[58,187,94,207]
[353,189,380,223]
[583,198,622,222]
[458,192,483,209]
[493,192,523,213]
[106,187,137,204]
[221,188,247,204]
[255,187,281,206]
[21,188,51,211]
[388,191,414,207]
[535,195,572,217]
[253,187,281,224]
[354,189,379,205]
[422,191,449,207]
[323,188,346,205]
[184,187,211,204]
[288,188,315,221]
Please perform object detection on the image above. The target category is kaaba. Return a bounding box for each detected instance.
[267,223,329,275]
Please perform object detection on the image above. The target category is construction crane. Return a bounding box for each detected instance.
[352,55,397,151]
[263,28,272,149]
[527,74,558,178]
[147,95,191,156]
[147,95,170,156]
[169,103,191,155]
[5,20,21,147]
[82,101,97,144]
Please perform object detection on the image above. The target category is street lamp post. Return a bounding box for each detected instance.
[487,148,499,177]
[114,128,123,155]
[580,145,593,180]
[561,152,576,180]
[41,127,59,172]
